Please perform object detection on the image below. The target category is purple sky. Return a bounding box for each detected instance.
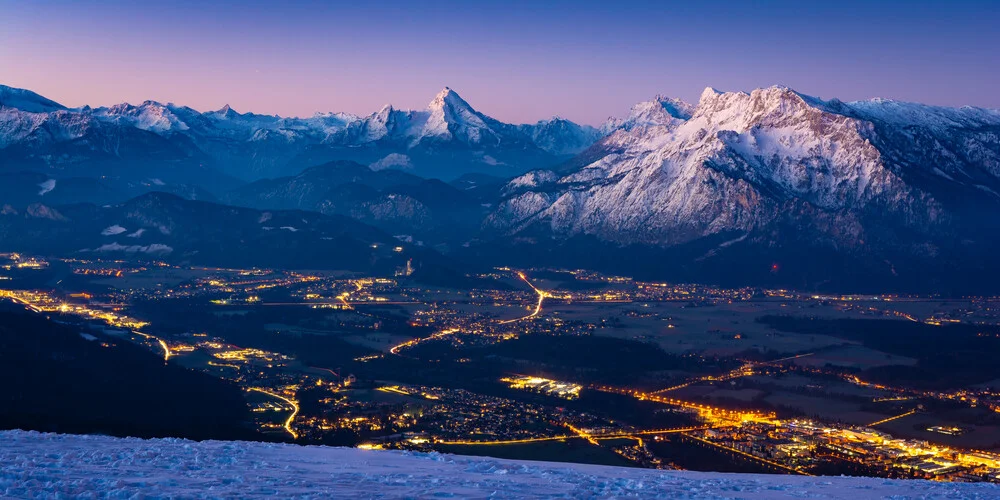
[2,0,998,125]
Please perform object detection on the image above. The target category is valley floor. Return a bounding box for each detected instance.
[1,430,998,499]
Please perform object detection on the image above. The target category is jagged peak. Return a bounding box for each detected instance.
[417,86,496,144]
[139,99,168,109]
[698,86,724,105]
[313,110,357,120]
[609,94,694,131]
[532,116,585,128]
[105,100,170,113]
[690,85,826,120]
[428,86,475,113]
[211,104,241,119]
[753,85,816,103]
[540,115,568,124]
[653,95,695,120]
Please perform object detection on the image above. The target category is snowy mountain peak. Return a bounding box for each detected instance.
[601,95,695,133]
[487,82,1000,285]
[94,100,190,133]
[212,104,240,119]
[698,86,724,104]
[0,84,66,113]
[426,87,480,118]
[428,87,464,108]
[653,95,696,120]
[686,85,834,135]
[0,83,603,179]
[421,87,495,144]
[695,85,824,115]
[519,118,601,156]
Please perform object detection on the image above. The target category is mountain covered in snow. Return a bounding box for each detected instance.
[2,430,998,499]
[6,81,1000,291]
[0,84,600,183]
[480,86,1000,291]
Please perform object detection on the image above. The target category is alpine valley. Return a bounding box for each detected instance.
[2,83,1000,292]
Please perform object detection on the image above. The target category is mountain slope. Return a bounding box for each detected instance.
[0,192,426,273]
[0,85,66,113]
[223,161,489,246]
[483,86,1000,291]
[2,430,998,498]
[0,308,252,440]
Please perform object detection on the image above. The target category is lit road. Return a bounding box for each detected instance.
[249,387,300,439]
[651,353,814,395]
[564,423,600,446]
[390,328,460,355]
[593,385,776,426]
[435,427,705,446]
[499,272,551,324]
[391,271,550,355]
[868,409,917,427]
[337,292,353,310]
[133,331,171,362]
[683,433,813,476]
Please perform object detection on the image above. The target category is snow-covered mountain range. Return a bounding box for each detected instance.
[5,82,1000,290]
[0,84,599,181]
[482,86,1000,291]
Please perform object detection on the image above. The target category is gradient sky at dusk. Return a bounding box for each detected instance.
[2,0,998,125]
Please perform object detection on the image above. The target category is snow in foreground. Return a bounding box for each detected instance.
[1,430,998,499]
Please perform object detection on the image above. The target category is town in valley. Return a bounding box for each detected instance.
[5,251,1000,483]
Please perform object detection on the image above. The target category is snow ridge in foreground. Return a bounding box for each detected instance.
[1,430,997,499]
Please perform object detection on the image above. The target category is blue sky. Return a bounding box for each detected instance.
[1,0,997,124]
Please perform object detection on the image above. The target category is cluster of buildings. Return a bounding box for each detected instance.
[502,375,582,400]
[691,420,1000,482]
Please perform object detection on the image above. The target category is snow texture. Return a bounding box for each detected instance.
[100,225,128,236]
[489,85,1000,247]
[1,430,997,499]
[369,153,413,171]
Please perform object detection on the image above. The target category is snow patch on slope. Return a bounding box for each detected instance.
[37,179,56,196]
[100,225,128,236]
[370,153,412,171]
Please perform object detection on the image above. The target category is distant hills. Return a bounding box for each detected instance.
[0,191,413,273]
[223,160,493,250]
